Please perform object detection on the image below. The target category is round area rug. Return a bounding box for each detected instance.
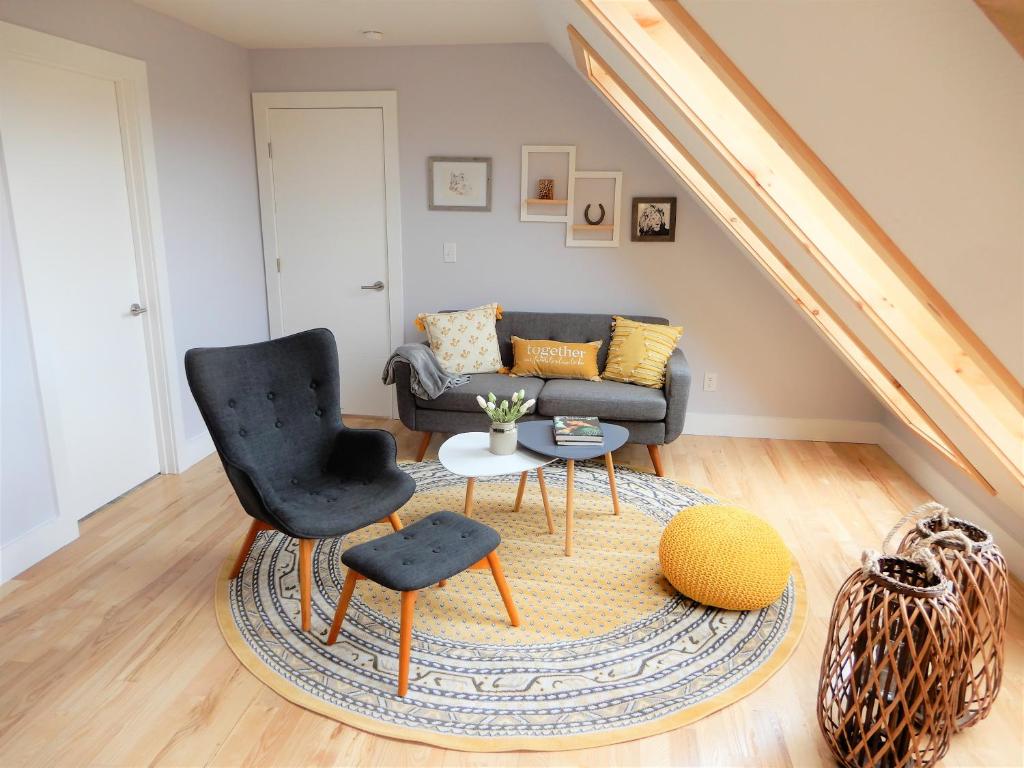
[216,460,806,751]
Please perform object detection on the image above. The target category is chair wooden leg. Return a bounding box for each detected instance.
[486,551,520,627]
[536,466,554,534]
[415,432,432,462]
[398,590,418,696]
[387,513,404,531]
[605,452,621,516]
[230,519,269,579]
[299,539,313,632]
[463,477,476,518]
[327,569,359,644]
[513,471,528,513]
[565,459,575,557]
[647,444,665,477]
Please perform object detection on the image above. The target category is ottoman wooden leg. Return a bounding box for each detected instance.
[398,590,418,696]
[536,467,554,534]
[464,477,476,518]
[386,513,404,531]
[513,471,528,512]
[605,452,621,516]
[327,569,360,644]
[565,459,575,557]
[486,551,520,627]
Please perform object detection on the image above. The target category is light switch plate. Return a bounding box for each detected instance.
[443,242,457,263]
[703,372,718,392]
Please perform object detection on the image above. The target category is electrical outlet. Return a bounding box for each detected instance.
[703,372,718,392]
[443,242,457,263]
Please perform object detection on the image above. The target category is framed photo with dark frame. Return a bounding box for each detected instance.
[631,196,677,242]
[428,156,492,211]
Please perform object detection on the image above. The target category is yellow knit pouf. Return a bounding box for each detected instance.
[659,504,792,610]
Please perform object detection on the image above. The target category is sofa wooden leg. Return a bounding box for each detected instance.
[415,432,432,462]
[398,590,418,696]
[230,519,271,579]
[299,539,313,632]
[647,444,666,477]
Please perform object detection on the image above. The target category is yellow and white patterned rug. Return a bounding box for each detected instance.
[216,460,806,751]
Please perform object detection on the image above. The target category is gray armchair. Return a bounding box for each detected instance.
[185,328,415,632]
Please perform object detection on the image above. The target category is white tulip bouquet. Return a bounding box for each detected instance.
[476,390,535,423]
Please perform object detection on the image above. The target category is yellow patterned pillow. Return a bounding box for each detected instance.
[414,304,503,375]
[509,337,602,381]
[602,316,683,388]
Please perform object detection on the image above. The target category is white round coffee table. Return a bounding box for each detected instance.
[438,432,556,533]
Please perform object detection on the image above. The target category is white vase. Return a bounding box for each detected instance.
[489,421,518,455]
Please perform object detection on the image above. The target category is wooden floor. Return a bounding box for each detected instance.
[1,419,1021,767]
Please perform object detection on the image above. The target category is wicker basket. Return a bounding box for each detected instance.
[818,553,966,768]
[900,512,1008,729]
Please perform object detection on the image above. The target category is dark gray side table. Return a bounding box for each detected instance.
[516,420,630,556]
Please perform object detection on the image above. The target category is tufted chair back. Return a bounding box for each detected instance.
[185,329,344,514]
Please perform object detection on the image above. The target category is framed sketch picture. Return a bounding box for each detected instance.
[428,156,492,211]
[631,196,677,242]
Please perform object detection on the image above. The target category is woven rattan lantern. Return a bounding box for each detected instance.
[899,507,1009,729]
[818,552,966,768]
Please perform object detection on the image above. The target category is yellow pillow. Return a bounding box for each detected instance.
[509,337,602,381]
[414,304,503,375]
[602,316,683,388]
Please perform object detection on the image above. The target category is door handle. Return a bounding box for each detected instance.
[129,303,148,316]
[360,280,385,291]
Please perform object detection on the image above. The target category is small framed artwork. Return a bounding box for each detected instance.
[428,156,492,211]
[631,196,677,242]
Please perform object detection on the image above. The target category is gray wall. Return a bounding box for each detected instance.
[250,43,882,421]
[0,0,269,442]
[0,0,267,552]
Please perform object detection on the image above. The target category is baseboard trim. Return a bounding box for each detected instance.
[877,424,1024,577]
[683,413,881,443]
[178,430,215,472]
[0,515,79,582]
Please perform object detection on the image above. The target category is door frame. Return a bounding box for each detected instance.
[0,24,185,530]
[251,91,405,416]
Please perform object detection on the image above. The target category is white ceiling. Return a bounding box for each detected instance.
[130,0,550,49]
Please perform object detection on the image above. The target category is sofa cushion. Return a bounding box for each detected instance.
[538,379,667,422]
[416,373,544,413]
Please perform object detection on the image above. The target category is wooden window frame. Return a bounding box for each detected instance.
[567,25,992,492]
[576,0,1023,488]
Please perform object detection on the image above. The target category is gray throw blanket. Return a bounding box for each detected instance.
[381,344,469,400]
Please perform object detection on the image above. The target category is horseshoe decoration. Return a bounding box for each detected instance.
[583,203,606,226]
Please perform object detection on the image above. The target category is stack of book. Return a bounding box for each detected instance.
[553,416,604,446]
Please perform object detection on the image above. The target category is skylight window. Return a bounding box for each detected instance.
[577,0,1023,488]
[568,25,992,491]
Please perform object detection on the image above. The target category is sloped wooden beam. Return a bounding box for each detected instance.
[976,0,1024,58]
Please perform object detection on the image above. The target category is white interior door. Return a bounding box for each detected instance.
[1,56,160,519]
[264,106,393,417]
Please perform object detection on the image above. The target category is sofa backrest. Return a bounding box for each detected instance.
[492,311,669,370]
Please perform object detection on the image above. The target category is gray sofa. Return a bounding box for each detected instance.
[391,311,691,476]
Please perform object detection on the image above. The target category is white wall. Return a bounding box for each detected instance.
[0,0,267,569]
[0,0,269,441]
[250,42,883,424]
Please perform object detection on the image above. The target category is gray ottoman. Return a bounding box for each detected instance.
[325,511,520,696]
